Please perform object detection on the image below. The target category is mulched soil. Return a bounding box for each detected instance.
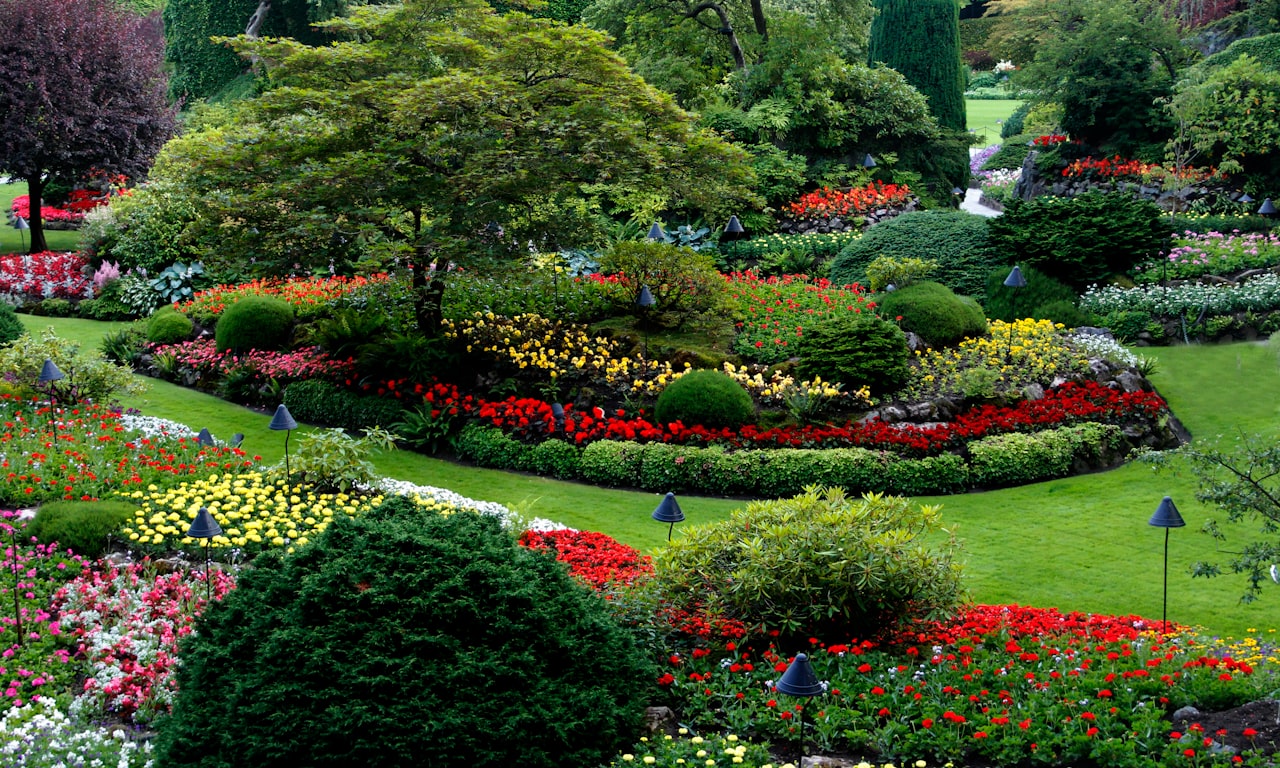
[1173,699,1280,754]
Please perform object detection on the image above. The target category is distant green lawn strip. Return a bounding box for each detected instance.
[0,181,84,254]
[21,314,1279,637]
[965,98,1024,145]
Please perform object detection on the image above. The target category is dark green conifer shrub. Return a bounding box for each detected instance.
[146,306,195,345]
[27,501,136,558]
[876,281,988,347]
[983,265,1078,322]
[214,295,295,353]
[654,369,755,429]
[987,192,1167,290]
[869,0,967,132]
[155,498,652,768]
[795,313,911,397]
[0,303,24,346]
[830,210,1001,300]
[650,487,964,639]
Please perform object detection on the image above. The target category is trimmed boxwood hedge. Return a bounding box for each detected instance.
[452,422,1124,496]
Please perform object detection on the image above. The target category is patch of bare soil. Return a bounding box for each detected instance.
[1173,699,1280,755]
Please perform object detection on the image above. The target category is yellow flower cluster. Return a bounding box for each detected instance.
[720,362,871,408]
[118,472,453,554]
[1189,627,1279,668]
[905,319,1090,399]
[447,312,686,395]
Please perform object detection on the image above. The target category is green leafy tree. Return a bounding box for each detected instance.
[991,0,1188,154]
[1166,54,1280,188]
[163,0,382,101]
[1165,435,1280,603]
[0,0,175,253]
[153,0,754,331]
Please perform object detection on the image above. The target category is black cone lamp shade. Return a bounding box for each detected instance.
[197,427,215,447]
[862,153,877,169]
[1148,496,1185,528]
[1003,266,1027,288]
[1239,193,1254,205]
[269,404,298,431]
[12,217,27,232]
[38,359,65,384]
[636,285,656,309]
[1259,198,1277,217]
[187,507,223,539]
[652,492,685,523]
[775,653,824,697]
[647,221,666,241]
[724,215,745,239]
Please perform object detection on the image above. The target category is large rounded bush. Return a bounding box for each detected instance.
[987,192,1167,290]
[0,302,25,346]
[654,369,754,429]
[650,487,964,639]
[214,295,295,353]
[830,210,1002,300]
[796,312,911,397]
[876,281,987,347]
[154,497,652,768]
[146,306,194,345]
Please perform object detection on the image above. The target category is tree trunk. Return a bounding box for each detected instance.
[245,0,272,38]
[24,174,47,254]
[687,1,747,70]
[750,0,768,45]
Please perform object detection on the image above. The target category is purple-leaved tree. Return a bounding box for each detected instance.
[0,0,175,253]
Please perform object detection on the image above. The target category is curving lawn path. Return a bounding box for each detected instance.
[21,314,1280,637]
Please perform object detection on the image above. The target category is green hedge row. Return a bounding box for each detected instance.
[453,422,1126,496]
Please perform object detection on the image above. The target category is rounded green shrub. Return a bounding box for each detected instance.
[27,500,137,558]
[650,487,964,639]
[876,281,987,347]
[654,369,755,429]
[982,135,1034,170]
[214,295,295,353]
[146,306,195,345]
[154,497,652,768]
[795,313,911,397]
[830,210,1002,300]
[983,265,1077,322]
[0,303,25,346]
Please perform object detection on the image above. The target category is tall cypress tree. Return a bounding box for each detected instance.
[868,0,967,133]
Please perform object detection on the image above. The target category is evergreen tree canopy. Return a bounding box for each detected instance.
[868,0,967,133]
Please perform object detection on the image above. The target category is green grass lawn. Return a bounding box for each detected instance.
[20,314,1280,637]
[1,180,84,254]
[966,99,1025,145]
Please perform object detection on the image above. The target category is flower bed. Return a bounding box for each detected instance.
[9,191,113,225]
[657,603,1269,767]
[727,272,878,364]
[0,251,89,300]
[1135,231,1280,284]
[785,182,913,222]
[0,399,256,505]
[147,338,358,394]
[1081,273,1280,319]
[177,274,392,323]
[471,381,1160,457]
[54,560,236,725]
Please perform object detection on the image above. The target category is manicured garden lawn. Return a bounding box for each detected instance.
[966,98,1024,144]
[24,313,1278,638]
[0,180,83,254]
